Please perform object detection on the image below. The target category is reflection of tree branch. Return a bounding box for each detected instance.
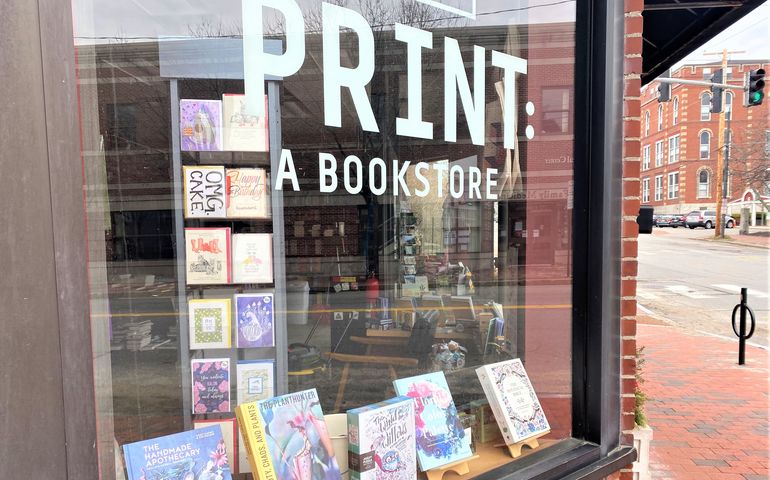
[186,18,242,38]
[266,0,465,35]
[727,122,770,211]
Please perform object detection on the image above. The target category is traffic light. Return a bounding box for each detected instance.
[657,81,671,102]
[657,69,671,102]
[745,68,765,107]
[710,69,723,113]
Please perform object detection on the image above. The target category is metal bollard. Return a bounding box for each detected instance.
[731,288,756,365]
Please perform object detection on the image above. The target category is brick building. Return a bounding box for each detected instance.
[640,60,770,221]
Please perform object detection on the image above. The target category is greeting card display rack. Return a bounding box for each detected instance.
[161,38,288,431]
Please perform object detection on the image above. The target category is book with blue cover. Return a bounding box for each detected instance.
[347,396,416,480]
[392,372,473,471]
[122,425,232,480]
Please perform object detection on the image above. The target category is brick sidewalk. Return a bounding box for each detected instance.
[637,321,769,480]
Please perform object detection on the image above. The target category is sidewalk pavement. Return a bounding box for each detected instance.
[699,225,770,249]
[637,316,769,480]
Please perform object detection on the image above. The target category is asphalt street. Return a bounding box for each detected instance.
[638,226,770,348]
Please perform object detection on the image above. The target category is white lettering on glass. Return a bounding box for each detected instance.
[242,0,305,116]
[444,39,485,146]
[394,24,433,139]
[322,3,378,132]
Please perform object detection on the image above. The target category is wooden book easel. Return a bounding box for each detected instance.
[425,455,479,480]
[496,430,550,458]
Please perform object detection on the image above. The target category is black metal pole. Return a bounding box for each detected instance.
[739,287,747,365]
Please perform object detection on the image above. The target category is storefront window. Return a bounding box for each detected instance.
[74,1,576,477]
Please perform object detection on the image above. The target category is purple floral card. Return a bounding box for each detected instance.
[235,293,275,348]
[192,358,230,414]
[180,99,223,151]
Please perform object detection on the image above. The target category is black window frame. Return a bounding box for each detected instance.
[475,1,636,478]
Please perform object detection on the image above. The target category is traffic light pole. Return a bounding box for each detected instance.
[704,49,744,238]
[721,114,732,238]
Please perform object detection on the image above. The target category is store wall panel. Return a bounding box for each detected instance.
[0,0,95,478]
[0,0,68,478]
[38,0,99,477]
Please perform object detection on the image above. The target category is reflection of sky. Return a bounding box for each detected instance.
[74,0,575,44]
[674,0,769,68]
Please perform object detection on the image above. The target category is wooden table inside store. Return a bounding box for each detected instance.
[365,326,474,341]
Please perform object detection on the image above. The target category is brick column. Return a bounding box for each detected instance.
[620,0,643,478]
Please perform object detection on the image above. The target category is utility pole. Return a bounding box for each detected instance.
[704,49,744,238]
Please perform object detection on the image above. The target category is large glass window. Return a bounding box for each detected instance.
[642,178,650,203]
[655,175,663,201]
[73,1,577,478]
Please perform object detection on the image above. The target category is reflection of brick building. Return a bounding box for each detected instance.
[640,60,770,218]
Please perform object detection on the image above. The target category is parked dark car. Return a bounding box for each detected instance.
[654,213,683,228]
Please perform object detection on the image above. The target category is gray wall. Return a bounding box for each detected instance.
[0,0,97,478]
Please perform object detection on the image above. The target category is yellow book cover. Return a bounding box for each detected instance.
[235,402,277,480]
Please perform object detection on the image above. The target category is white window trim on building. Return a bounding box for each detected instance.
[655,140,664,167]
[725,91,733,121]
[672,96,679,125]
[658,104,663,131]
[642,177,650,203]
[642,145,650,170]
[668,135,680,164]
[655,175,663,201]
[699,130,710,160]
[644,111,650,137]
[668,172,679,199]
[701,92,711,121]
[697,169,710,198]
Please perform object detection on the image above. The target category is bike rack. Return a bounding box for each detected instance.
[731,288,756,365]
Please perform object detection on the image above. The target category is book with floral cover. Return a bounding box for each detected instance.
[475,359,550,444]
[192,358,230,414]
[235,388,342,480]
[347,396,416,480]
[193,418,239,474]
[392,372,473,471]
[122,425,232,480]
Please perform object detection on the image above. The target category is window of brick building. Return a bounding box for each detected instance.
[668,135,680,163]
[701,92,711,121]
[668,172,679,199]
[698,170,710,198]
[700,131,710,160]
